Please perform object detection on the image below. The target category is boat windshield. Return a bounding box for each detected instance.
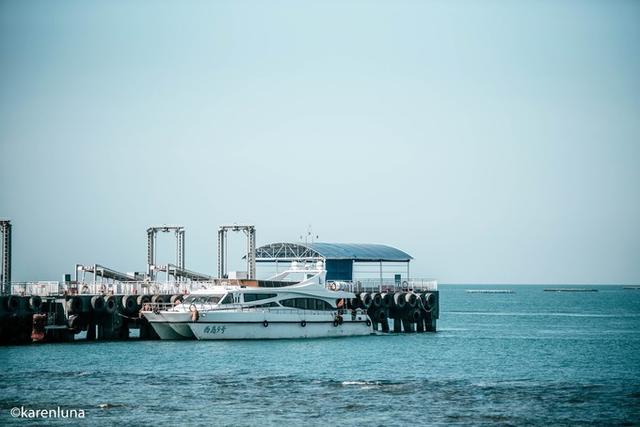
[219,293,234,304]
[182,295,223,304]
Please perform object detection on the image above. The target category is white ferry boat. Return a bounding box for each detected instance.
[141,261,372,340]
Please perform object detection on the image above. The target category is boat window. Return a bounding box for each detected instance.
[219,293,234,305]
[243,293,277,302]
[206,296,221,304]
[185,295,219,304]
[257,280,298,288]
[279,298,334,310]
[254,302,280,308]
[317,299,333,310]
[281,299,295,308]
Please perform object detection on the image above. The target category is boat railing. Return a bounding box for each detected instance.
[141,302,175,312]
[141,301,219,312]
[326,278,437,293]
[206,306,367,316]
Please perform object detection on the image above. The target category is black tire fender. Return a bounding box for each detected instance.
[29,296,42,311]
[104,296,116,314]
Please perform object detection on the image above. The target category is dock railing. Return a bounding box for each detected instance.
[6,280,214,296]
[66,281,215,296]
[327,278,438,293]
[10,282,62,296]
[5,278,436,296]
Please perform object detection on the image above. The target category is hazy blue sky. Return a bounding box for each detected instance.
[1,0,639,284]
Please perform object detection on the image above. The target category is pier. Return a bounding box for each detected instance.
[0,281,200,345]
[356,286,439,333]
[0,222,439,344]
[0,279,438,344]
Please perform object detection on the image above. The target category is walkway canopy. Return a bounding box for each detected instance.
[255,242,412,281]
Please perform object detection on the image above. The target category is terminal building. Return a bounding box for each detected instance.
[254,242,413,283]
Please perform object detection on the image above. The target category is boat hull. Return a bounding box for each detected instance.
[143,311,194,340]
[162,311,196,339]
[168,322,196,339]
[142,311,185,340]
[189,310,371,340]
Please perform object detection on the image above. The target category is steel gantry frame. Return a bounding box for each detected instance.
[217,225,256,279]
[147,226,185,281]
[1,220,11,294]
[153,264,212,282]
[75,264,141,283]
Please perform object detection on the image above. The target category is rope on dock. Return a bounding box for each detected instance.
[116,312,140,320]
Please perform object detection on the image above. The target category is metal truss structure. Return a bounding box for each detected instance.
[153,264,212,282]
[217,225,256,279]
[147,226,185,280]
[254,242,323,262]
[75,264,142,283]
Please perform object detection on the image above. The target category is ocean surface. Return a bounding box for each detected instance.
[1,285,639,426]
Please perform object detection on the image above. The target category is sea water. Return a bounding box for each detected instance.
[1,285,639,426]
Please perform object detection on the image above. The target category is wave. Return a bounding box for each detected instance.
[340,380,382,390]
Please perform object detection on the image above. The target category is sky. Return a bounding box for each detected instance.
[1,0,639,284]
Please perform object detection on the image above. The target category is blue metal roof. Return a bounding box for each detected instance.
[254,242,412,262]
[307,243,412,261]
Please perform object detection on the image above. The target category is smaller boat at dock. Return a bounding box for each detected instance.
[543,288,598,292]
[141,289,224,339]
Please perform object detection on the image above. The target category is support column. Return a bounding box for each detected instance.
[246,226,256,279]
[0,220,11,295]
[147,228,156,280]
[393,318,403,333]
[176,229,185,269]
[217,228,225,278]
